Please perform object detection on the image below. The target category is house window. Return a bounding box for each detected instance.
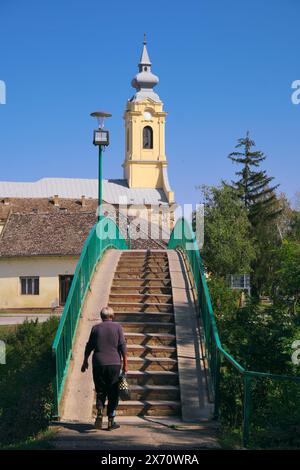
[20,276,39,295]
[143,126,153,149]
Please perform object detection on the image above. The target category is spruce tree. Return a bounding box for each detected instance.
[228,131,280,224]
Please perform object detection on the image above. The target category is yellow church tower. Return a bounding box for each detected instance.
[123,36,174,205]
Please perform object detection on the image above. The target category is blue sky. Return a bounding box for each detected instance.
[0,0,299,208]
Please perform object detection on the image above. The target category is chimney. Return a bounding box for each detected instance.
[81,195,86,208]
[53,195,59,207]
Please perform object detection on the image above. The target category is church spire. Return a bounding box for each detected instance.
[130,35,160,103]
[139,33,151,67]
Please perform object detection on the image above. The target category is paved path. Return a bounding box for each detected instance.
[168,250,213,421]
[0,313,61,325]
[60,249,121,422]
[51,418,220,450]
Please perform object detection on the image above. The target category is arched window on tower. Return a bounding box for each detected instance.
[143,126,153,149]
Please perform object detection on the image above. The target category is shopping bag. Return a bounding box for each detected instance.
[119,374,131,401]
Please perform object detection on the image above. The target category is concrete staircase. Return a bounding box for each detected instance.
[61,248,211,425]
[107,249,181,417]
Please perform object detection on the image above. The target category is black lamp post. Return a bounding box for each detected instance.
[90,111,112,221]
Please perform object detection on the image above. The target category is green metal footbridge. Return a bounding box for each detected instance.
[52,217,300,446]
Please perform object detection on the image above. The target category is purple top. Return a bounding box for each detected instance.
[84,320,127,367]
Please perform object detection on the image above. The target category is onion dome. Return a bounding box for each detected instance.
[130,34,161,102]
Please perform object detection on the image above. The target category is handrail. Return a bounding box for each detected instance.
[168,217,300,446]
[52,217,127,416]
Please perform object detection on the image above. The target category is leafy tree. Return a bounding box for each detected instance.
[207,276,241,319]
[250,219,281,299]
[209,280,300,446]
[289,211,300,242]
[272,240,300,315]
[197,184,255,278]
[228,131,280,225]
[276,193,295,240]
[294,192,300,211]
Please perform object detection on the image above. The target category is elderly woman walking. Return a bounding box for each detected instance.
[81,306,128,430]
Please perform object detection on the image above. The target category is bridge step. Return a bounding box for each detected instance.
[127,385,180,401]
[115,312,174,323]
[106,249,181,417]
[124,332,176,347]
[117,261,169,268]
[117,401,181,416]
[127,344,177,358]
[111,286,172,295]
[116,267,170,274]
[112,279,172,287]
[93,400,181,417]
[121,251,167,258]
[114,272,171,280]
[127,356,178,372]
[119,322,175,334]
[109,302,173,313]
[109,293,173,303]
[126,371,179,386]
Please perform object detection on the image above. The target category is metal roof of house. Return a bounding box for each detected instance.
[0,178,168,205]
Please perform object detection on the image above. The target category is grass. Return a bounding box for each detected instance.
[0,429,58,450]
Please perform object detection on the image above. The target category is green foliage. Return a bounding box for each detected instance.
[272,240,300,315]
[0,429,57,450]
[250,218,282,299]
[227,132,283,297]
[0,325,17,340]
[199,184,255,277]
[0,318,59,445]
[290,211,300,242]
[194,133,300,447]
[207,276,241,318]
[250,379,300,448]
[217,302,294,374]
[209,277,300,447]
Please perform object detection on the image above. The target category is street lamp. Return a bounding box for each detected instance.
[90,111,112,221]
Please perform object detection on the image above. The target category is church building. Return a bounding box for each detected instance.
[123,35,174,206]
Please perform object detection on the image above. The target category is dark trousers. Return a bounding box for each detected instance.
[92,364,121,417]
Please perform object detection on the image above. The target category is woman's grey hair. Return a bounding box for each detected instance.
[100,306,114,320]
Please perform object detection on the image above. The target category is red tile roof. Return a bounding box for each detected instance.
[0,211,97,257]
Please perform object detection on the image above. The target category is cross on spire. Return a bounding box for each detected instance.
[130,35,160,103]
[139,34,151,67]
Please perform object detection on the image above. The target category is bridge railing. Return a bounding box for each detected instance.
[168,217,300,446]
[52,217,127,416]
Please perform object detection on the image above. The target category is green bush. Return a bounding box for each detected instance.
[0,318,58,446]
[209,277,300,447]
